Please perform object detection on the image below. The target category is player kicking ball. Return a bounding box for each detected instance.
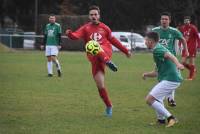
[66,5,131,117]
[143,31,184,127]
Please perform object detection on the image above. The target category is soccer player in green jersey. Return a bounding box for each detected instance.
[152,12,189,107]
[143,31,184,127]
[41,15,62,77]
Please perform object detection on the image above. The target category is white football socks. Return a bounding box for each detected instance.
[54,59,61,71]
[47,61,53,74]
[47,59,61,75]
[155,101,165,120]
[151,101,171,118]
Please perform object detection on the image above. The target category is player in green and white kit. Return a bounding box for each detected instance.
[41,15,62,77]
[143,31,184,127]
[152,12,189,107]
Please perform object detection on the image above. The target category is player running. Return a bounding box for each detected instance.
[178,16,200,80]
[143,31,184,127]
[152,12,188,107]
[65,5,131,117]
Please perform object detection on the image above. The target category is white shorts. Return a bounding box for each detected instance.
[149,80,180,102]
[45,46,59,56]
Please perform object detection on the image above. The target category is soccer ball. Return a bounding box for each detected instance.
[85,40,101,55]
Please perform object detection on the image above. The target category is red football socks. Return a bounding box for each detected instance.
[98,88,112,107]
[182,63,190,70]
[189,64,196,79]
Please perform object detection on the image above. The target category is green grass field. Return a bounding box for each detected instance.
[0,51,200,134]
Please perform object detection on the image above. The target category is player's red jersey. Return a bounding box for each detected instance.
[179,24,200,57]
[67,22,129,58]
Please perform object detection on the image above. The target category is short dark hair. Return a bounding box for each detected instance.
[184,16,191,20]
[49,14,55,17]
[89,5,100,14]
[146,32,159,42]
[160,12,171,19]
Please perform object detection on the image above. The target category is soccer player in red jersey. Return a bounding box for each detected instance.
[179,16,200,80]
[65,5,131,117]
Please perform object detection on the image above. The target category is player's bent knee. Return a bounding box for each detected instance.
[47,58,52,62]
[97,85,105,90]
[145,95,155,105]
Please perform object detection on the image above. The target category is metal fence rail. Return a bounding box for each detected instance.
[0,34,85,51]
[0,34,68,49]
[0,34,69,38]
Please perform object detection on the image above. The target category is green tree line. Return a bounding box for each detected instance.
[0,0,200,32]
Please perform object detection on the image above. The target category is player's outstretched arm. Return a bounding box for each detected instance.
[110,36,131,57]
[164,52,184,70]
[65,29,78,40]
[142,70,157,80]
[65,25,85,40]
[126,51,132,58]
